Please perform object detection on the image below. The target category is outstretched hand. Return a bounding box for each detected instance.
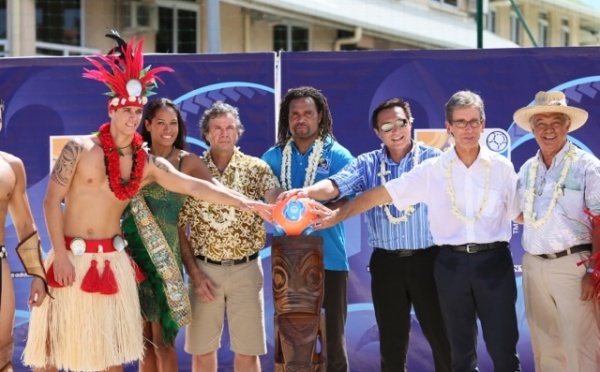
[307,201,339,231]
[241,199,274,223]
[276,188,308,204]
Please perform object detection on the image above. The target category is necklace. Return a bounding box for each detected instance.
[97,123,146,200]
[116,144,130,157]
[280,137,324,190]
[444,157,491,223]
[523,144,576,229]
[378,142,420,224]
[151,146,176,159]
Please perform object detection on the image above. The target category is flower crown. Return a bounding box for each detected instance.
[83,32,173,110]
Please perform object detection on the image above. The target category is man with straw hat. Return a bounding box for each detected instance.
[22,33,270,372]
[514,90,600,371]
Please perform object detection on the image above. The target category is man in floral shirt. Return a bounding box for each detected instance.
[178,101,282,372]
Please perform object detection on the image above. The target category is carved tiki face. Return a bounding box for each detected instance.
[272,236,324,315]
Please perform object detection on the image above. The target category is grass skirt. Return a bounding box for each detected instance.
[22,249,144,371]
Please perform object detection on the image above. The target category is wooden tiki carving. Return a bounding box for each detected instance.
[272,235,326,372]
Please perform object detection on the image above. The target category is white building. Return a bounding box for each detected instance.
[2,0,599,57]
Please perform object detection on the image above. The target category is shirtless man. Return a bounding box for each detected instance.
[0,99,44,372]
[22,37,270,372]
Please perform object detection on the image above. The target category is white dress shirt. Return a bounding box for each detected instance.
[385,146,520,245]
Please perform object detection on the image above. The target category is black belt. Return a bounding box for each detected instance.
[196,251,259,266]
[374,247,425,257]
[441,241,508,253]
[537,244,591,259]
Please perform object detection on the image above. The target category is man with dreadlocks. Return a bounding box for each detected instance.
[23,35,270,372]
[262,86,355,372]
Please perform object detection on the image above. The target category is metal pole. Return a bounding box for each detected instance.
[509,0,538,47]
[207,0,221,53]
[477,0,483,48]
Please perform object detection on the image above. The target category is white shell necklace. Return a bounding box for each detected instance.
[280,137,324,190]
[523,143,576,229]
[445,156,491,223]
[378,142,421,224]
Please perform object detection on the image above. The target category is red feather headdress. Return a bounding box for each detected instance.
[83,33,173,110]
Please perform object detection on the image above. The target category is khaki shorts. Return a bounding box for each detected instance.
[185,257,266,356]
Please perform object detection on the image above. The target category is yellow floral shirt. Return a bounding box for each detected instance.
[178,148,280,261]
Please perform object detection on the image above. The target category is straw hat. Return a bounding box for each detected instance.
[513,91,588,132]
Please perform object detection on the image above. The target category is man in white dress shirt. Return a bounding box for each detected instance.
[514,91,600,371]
[317,91,521,372]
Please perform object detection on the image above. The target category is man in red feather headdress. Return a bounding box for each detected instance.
[22,33,270,372]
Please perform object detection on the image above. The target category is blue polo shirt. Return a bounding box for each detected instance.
[262,135,355,271]
[330,142,441,250]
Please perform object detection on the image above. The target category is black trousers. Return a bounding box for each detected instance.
[434,246,521,372]
[370,246,452,372]
[323,270,349,372]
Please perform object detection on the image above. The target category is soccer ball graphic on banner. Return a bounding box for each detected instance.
[272,198,317,236]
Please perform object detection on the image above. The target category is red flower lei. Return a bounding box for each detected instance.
[97,123,146,200]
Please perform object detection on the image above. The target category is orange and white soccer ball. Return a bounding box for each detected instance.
[272,197,317,236]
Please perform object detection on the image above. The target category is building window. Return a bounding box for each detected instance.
[156,1,198,53]
[561,18,570,47]
[538,12,549,47]
[36,0,81,54]
[431,0,458,6]
[487,10,496,33]
[273,24,309,52]
[510,12,521,44]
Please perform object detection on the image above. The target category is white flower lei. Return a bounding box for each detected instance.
[280,137,324,190]
[378,142,421,224]
[445,157,491,223]
[523,144,576,229]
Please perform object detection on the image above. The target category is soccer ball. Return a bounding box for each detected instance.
[486,130,509,152]
[272,198,317,236]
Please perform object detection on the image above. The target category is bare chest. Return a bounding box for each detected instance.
[74,149,136,190]
[0,160,16,202]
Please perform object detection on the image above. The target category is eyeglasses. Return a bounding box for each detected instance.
[531,121,567,131]
[450,118,483,128]
[380,119,410,133]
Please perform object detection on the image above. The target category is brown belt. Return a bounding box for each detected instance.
[537,244,591,259]
[441,241,508,253]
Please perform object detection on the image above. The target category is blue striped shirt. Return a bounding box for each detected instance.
[330,142,442,250]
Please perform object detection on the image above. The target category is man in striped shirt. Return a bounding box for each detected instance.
[281,98,451,371]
